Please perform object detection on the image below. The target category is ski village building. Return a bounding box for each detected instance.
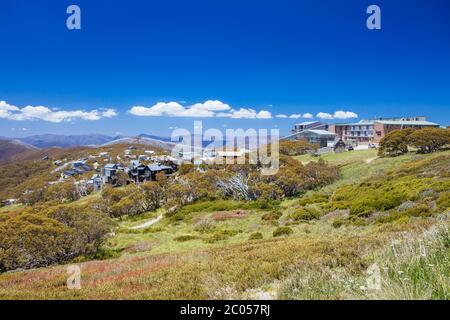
[286,117,440,146]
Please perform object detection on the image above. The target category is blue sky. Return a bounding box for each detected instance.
[0,0,449,137]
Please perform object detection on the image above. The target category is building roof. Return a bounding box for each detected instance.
[282,129,336,140]
[295,121,320,126]
[334,120,375,126]
[104,163,118,169]
[374,120,439,126]
[305,129,336,136]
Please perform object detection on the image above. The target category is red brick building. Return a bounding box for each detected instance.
[329,117,439,144]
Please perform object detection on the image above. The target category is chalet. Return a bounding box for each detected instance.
[54,160,63,166]
[127,161,174,183]
[102,163,119,183]
[91,174,103,191]
[128,161,151,183]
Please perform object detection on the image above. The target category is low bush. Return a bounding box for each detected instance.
[0,203,114,271]
[204,229,240,243]
[297,193,329,206]
[273,226,294,237]
[248,232,263,241]
[261,211,282,222]
[289,207,322,222]
[174,235,199,242]
[194,218,216,233]
[437,192,450,211]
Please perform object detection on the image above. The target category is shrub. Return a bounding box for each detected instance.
[0,213,73,271]
[437,192,450,211]
[290,207,322,221]
[298,193,329,206]
[261,211,282,222]
[0,204,114,271]
[248,232,263,241]
[204,229,239,243]
[174,235,198,242]
[279,139,319,156]
[273,226,293,237]
[194,217,216,233]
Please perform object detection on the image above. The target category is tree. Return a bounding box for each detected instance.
[378,129,412,157]
[0,204,114,271]
[0,213,73,271]
[408,127,450,154]
[141,181,165,211]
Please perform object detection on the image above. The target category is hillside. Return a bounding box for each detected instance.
[0,139,38,164]
[0,149,448,299]
[0,143,167,202]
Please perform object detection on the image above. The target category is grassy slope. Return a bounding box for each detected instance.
[0,150,448,299]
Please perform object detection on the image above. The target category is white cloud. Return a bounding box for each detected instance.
[316,112,334,120]
[130,101,215,118]
[190,100,231,111]
[230,108,258,119]
[289,114,302,119]
[317,110,358,120]
[101,109,118,118]
[0,100,118,123]
[130,100,272,119]
[333,110,358,119]
[302,113,313,119]
[256,110,272,119]
[223,108,272,119]
[276,114,288,118]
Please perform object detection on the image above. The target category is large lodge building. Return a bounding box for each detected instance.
[329,117,440,143]
[285,117,440,146]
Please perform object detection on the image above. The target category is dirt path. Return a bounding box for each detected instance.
[365,157,378,164]
[130,215,163,230]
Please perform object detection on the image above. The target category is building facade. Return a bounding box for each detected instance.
[371,118,440,143]
[329,117,439,144]
[329,120,375,143]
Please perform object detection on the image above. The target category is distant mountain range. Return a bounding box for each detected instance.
[0,132,273,153]
[0,134,173,149]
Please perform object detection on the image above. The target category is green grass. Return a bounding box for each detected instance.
[278,223,450,300]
